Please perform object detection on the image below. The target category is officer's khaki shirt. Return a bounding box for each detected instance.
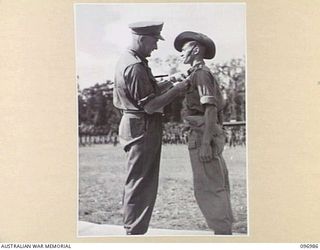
[113,49,159,111]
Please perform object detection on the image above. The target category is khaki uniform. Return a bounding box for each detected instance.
[184,62,234,234]
[113,49,162,234]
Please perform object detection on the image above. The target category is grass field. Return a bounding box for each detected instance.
[79,144,247,234]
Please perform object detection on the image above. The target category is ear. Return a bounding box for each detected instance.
[193,45,200,55]
[139,36,145,42]
[140,35,150,43]
[137,35,146,45]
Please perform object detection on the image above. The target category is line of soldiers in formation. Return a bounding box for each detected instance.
[77,57,246,137]
[79,123,246,147]
[78,58,246,147]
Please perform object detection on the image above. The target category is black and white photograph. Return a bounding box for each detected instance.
[75,3,247,236]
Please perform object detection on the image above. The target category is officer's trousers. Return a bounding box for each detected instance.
[188,129,234,235]
[119,112,162,235]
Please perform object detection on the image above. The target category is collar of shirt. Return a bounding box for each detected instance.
[128,48,149,65]
[187,61,205,75]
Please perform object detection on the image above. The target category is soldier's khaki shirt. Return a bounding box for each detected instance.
[184,62,225,116]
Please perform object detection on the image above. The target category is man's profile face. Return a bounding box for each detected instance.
[181,41,195,65]
[141,36,159,57]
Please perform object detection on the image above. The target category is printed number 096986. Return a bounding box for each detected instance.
[300,244,318,248]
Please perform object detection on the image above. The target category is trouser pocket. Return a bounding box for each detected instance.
[119,114,146,141]
[212,133,226,156]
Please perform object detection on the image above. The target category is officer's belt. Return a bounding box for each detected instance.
[122,109,145,114]
[122,109,163,116]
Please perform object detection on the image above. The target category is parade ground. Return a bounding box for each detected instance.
[78,144,248,236]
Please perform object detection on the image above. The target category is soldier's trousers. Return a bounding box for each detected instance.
[119,112,162,235]
[188,129,234,234]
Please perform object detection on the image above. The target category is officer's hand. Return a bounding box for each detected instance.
[174,78,190,93]
[199,143,213,162]
[169,72,188,82]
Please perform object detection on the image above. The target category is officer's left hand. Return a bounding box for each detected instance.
[169,72,188,82]
[199,143,213,162]
[174,78,191,94]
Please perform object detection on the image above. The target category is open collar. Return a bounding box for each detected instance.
[187,61,205,75]
[129,48,148,65]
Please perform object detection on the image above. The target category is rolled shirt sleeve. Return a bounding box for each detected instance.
[124,63,156,108]
[193,70,219,107]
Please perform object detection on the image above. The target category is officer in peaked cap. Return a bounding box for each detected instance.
[113,22,190,235]
[129,21,165,40]
[174,31,234,235]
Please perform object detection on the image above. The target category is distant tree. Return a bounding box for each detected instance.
[78,57,246,138]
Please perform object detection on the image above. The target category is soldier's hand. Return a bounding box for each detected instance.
[212,133,226,156]
[199,143,213,162]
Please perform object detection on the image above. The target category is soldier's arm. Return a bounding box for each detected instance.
[194,70,222,162]
[199,104,222,162]
[203,104,218,144]
[143,80,189,114]
[195,70,222,137]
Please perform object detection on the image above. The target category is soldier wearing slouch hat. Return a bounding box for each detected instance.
[174,31,234,235]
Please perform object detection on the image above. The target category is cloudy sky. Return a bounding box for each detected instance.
[75,3,246,89]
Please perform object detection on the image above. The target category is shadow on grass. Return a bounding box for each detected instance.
[79,144,247,234]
